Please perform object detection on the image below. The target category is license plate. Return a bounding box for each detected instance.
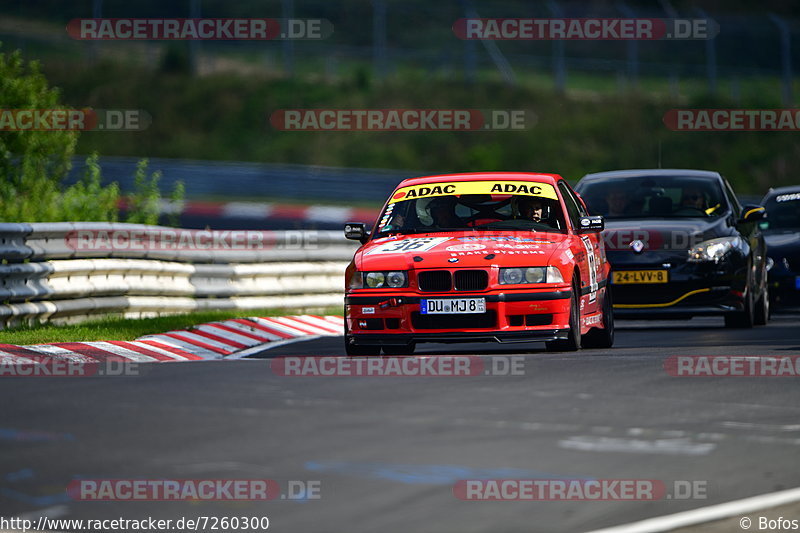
[612,270,668,284]
[420,298,486,314]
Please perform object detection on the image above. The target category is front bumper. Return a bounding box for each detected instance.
[609,257,747,318]
[345,288,572,346]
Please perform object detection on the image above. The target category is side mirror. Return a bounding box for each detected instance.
[740,205,766,223]
[577,215,604,233]
[344,222,369,244]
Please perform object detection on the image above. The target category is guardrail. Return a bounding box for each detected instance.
[0,223,359,329]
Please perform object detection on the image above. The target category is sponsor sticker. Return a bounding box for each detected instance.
[389,181,558,204]
[364,237,449,255]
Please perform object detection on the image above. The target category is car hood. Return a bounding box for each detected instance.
[602,217,734,264]
[355,231,569,270]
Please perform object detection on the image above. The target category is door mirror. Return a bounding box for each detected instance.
[344,222,369,244]
[577,215,604,233]
[740,205,766,223]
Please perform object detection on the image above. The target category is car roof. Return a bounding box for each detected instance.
[395,172,563,188]
[580,169,723,182]
[762,185,800,200]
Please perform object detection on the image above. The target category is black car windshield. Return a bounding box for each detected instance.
[762,192,800,230]
[373,192,567,238]
[577,176,729,219]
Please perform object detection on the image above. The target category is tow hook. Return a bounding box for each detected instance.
[379,298,400,309]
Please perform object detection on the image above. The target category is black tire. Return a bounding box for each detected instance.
[345,341,382,356]
[581,288,615,349]
[754,269,769,326]
[382,343,416,356]
[725,286,754,329]
[343,321,381,356]
[546,276,581,352]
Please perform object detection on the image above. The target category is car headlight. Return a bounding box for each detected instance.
[360,271,408,289]
[687,236,742,263]
[499,266,564,284]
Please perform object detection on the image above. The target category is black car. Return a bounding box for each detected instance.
[575,169,769,328]
[760,186,800,305]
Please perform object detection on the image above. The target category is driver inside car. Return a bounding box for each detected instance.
[427,196,463,228]
[680,186,707,210]
[514,196,546,223]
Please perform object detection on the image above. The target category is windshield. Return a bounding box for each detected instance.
[373,190,567,238]
[762,193,800,230]
[577,176,729,219]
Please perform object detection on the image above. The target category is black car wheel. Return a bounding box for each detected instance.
[546,276,581,352]
[725,284,754,329]
[754,267,770,326]
[344,321,382,356]
[382,343,416,355]
[581,288,615,350]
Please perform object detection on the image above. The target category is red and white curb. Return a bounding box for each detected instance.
[0,315,344,363]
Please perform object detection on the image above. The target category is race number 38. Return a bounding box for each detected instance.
[366,237,448,255]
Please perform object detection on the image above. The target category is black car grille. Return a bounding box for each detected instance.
[418,271,452,292]
[454,270,489,291]
[411,311,497,329]
[417,270,489,292]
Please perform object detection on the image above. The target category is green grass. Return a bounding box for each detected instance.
[0,307,344,345]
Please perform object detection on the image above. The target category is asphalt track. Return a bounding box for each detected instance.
[2,313,800,533]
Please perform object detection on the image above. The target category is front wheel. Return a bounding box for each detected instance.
[581,288,614,349]
[382,343,416,355]
[344,321,381,356]
[725,286,754,329]
[754,272,769,326]
[345,340,382,356]
[546,277,581,352]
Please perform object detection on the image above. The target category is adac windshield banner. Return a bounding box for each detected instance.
[389,180,558,203]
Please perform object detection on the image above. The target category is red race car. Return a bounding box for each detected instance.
[343,172,613,355]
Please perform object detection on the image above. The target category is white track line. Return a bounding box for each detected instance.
[225,335,324,359]
[584,486,800,533]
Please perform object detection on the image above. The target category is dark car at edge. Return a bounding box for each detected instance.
[760,185,800,306]
[575,169,769,327]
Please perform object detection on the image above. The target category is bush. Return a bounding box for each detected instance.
[0,44,183,223]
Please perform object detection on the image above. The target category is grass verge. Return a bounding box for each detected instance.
[0,307,344,345]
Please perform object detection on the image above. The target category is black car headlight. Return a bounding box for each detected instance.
[360,271,408,289]
[499,266,564,285]
[687,236,743,263]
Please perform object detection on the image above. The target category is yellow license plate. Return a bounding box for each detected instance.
[612,270,668,284]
